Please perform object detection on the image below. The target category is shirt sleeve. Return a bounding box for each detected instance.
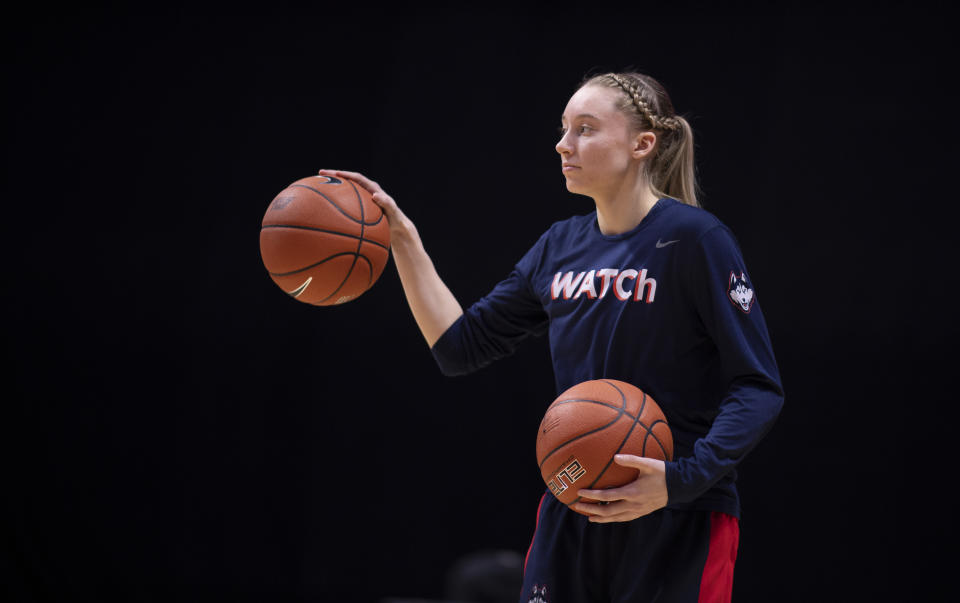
[664,224,785,505]
[430,237,550,376]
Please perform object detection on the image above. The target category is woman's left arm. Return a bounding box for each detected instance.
[575,224,785,521]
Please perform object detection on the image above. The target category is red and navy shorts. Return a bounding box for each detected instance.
[521,493,739,603]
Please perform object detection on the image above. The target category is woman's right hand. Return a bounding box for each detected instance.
[318,169,461,346]
[317,169,417,243]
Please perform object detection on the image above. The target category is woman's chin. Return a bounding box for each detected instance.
[564,180,592,197]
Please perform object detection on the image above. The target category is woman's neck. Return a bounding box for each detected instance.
[593,175,661,236]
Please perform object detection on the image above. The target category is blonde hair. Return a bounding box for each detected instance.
[581,72,700,207]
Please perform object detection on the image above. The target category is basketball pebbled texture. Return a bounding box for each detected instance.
[536,379,673,513]
[260,175,391,305]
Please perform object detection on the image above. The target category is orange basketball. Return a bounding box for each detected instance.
[260,174,391,305]
[536,379,673,514]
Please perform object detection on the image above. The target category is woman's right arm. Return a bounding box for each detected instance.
[318,169,463,348]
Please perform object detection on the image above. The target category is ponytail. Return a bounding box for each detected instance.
[651,115,698,207]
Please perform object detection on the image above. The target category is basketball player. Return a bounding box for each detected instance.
[319,71,783,603]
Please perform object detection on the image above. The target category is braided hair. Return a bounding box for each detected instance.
[581,72,699,207]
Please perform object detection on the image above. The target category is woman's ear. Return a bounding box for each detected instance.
[632,131,657,160]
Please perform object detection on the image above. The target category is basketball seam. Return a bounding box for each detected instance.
[538,384,633,470]
[356,253,373,286]
[602,382,665,462]
[575,411,643,504]
[569,383,640,504]
[289,183,385,226]
[312,181,366,304]
[260,224,389,250]
[537,396,627,471]
[268,251,359,277]
[548,397,640,421]
[645,419,671,460]
[267,250,376,294]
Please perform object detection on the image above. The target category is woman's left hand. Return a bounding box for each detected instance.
[572,455,668,522]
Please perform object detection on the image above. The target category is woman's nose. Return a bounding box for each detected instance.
[556,133,572,156]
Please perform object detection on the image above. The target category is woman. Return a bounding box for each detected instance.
[319,71,783,603]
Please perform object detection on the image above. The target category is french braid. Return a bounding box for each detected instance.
[609,74,682,132]
[579,71,699,207]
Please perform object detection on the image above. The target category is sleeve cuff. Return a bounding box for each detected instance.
[430,315,469,376]
[664,459,698,505]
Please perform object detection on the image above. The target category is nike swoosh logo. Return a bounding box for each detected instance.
[287,276,313,298]
[656,239,679,248]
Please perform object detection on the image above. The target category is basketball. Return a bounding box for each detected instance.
[536,379,673,513]
[260,174,391,305]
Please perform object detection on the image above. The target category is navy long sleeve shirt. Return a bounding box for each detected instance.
[431,198,783,517]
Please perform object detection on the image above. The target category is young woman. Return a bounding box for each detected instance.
[319,71,783,603]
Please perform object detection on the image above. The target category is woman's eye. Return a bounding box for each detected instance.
[558,125,591,136]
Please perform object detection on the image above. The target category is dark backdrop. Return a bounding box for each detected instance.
[4,3,956,602]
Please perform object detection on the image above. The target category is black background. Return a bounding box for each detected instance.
[4,3,957,602]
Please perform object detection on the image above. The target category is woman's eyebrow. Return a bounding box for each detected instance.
[561,113,600,122]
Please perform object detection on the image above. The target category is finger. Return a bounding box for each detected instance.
[575,496,628,515]
[571,501,620,516]
[570,503,598,516]
[612,454,659,472]
[371,191,393,205]
[318,169,380,193]
[588,510,646,523]
[370,192,399,214]
[577,488,624,502]
[318,168,354,177]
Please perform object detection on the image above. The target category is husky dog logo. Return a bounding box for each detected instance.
[528,584,548,603]
[727,270,755,313]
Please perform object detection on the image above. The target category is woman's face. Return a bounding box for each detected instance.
[556,85,640,198]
